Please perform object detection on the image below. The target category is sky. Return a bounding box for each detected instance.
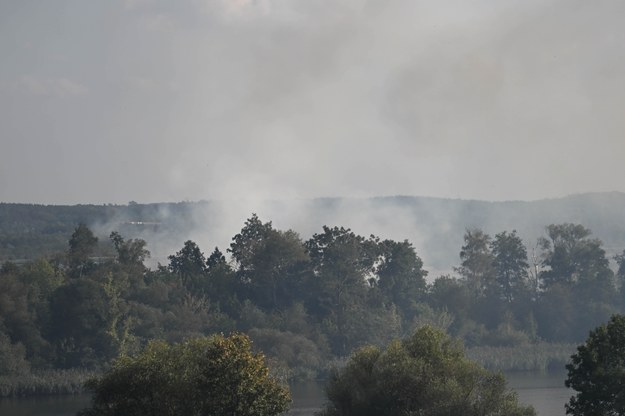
[1,0,625,205]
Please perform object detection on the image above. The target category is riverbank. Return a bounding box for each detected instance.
[0,374,571,416]
[0,369,95,398]
[0,342,575,399]
[467,342,576,372]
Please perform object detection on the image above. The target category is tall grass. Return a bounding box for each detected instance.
[0,369,97,398]
[467,342,577,372]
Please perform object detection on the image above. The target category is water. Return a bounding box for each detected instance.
[288,373,573,416]
[0,372,570,416]
[288,381,326,415]
[0,388,325,416]
[507,371,571,416]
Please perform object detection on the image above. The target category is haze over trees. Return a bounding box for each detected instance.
[4,192,625,271]
[1,208,625,397]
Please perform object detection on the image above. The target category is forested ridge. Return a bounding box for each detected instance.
[4,192,625,269]
[2,208,625,396]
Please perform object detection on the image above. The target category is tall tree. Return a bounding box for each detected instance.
[68,224,98,278]
[0,270,48,362]
[48,278,115,368]
[204,247,237,312]
[168,240,206,288]
[229,215,309,310]
[539,223,612,289]
[491,230,529,302]
[228,214,274,277]
[613,250,625,310]
[456,229,496,297]
[110,232,150,270]
[305,226,380,355]
[375,239,427,316]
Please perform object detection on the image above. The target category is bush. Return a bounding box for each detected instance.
[79,333,290,416]
[319,325,535,416]
[566,314,625,415]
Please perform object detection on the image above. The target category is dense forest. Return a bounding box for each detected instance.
[2,208,625,395]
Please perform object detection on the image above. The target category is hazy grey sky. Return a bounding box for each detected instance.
[1,0,624,204]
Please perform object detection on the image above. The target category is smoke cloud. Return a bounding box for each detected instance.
[1,0,624,205]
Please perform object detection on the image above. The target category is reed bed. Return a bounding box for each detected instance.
[466,342,577,372]
[0,369,97,398]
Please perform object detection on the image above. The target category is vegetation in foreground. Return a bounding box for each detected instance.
[78,333,289,416]
[566,314,625,415]
[320,325,535,416]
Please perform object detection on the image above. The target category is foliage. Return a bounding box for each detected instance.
[456,228,496,297]
[48,278,115,368]
[4,213,625,396]
[565,314,625,415]
[0,330,30,376]
[167,240,206,287]
[375,239,427,317]
[79,333,290,416]
[68,224,98,278]
[319,326,535,416]
[109,232,150,269]
[539,223,613,288]
[305,226,380,355]
[491,230,529,302]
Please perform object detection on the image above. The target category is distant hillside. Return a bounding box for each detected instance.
[3,192,625,273]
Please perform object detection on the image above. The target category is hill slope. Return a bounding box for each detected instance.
[2,192,625,273]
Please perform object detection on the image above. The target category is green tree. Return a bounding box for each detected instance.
[228,214,274,275]
[428,275,471,316]
[615,250,625,279]
[456,228,496,297]
[48,278,114,368]
[565,314,625,415]
[19,258,65,299]
[206,246,227,270]
[0,269,49,363]
[320,325,535,416]
[168,240,206,288]
[375,239,427,317]
[68,224,98,278]
[204,247,238,315]
[613,250,625,308]
[491,230,529,302]
[79,333,290,416]
[305,226,379,355]
[534,282,577,342]
[110,232,150,269]
[539,223,612,289]
[538,224,616,339]
[230,215,309,311]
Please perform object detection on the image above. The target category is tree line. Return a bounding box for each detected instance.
[1,215,625,384]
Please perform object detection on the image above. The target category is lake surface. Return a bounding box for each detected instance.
[0,371,570,416]
[507,371,571,416]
